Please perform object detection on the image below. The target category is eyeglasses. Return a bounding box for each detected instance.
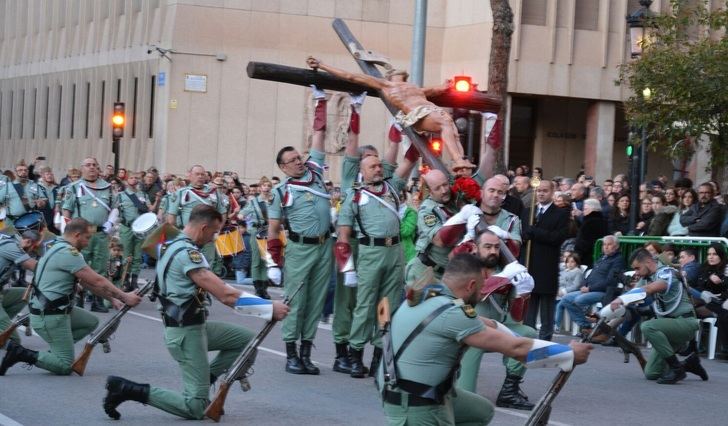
[281,155,303,165]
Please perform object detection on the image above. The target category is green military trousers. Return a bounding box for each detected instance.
[641,316,699,380]
[30,308,99,375]
[404,255,445,287]
[281,239,333,342]
[349,243,404,351]
[82,231,109,275]
[119,224,143,275]
[383,389,494,426]
[148,320,254,419]
[457,302,537,392]
[249,231,267,281]
[0,287,28,344]
[332,238,358,345]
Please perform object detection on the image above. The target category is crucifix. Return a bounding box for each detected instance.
[246,19,501,177]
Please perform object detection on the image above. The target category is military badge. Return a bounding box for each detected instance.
[423,214,437,227]
[188,250,204,263]
[461,304,477,318]
[68,247,80,256]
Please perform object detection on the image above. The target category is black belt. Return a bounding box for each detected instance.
[30,306,73,315]
[383,390,440,407]
[677,313,696,319]
[161,312,206,327]
[288,232,329,245]
[417,253,444,274]
[358,236,400,247]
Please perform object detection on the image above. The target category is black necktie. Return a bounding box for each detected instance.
[536,206,544,224]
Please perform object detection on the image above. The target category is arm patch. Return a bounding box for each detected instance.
[188,249,204,264]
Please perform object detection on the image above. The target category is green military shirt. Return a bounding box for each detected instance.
[158,193,170,216]
[29,238,87,308]
[0,234,30,284]
[115,188,150,225]
[156,233,208,306]
[382,286,483,388]
[414,198,457,266]
[62,179,114,226]
[167,184,226,227]
[338,175,406,238]
[241,195,272,231]
[14,179,47,209]
[0,175,28,217]
[38,182,59,209]
[269,149,331,237]
[650,266,695,318]
[477,209,522,244]
[477,268,517,323]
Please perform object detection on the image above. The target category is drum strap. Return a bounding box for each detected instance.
[31,242,76,309]
[0,239,19,286]
[124,191,149,218]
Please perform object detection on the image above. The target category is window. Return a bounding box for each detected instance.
[575,0,599,31]
[8,91,13,139]
[99,80,106,138]
[521,0,547,26]
[44,86,49,139]
[149,75,155,138]
[19,90,25,139]
[116,78,122,102]
[70,84,76,138]
[57,85,62,138]
[84,82,90,138]
[31,88,37,139]
[132,77,138,138]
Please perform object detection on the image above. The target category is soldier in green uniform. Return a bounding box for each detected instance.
[240,176,275,299]
[102,205,289,420]
[14,161,48,211]
[0,218,142,376]
[62,157,119,313]
[0,230,42,344]
[404,169,472,286]
[378,254,592,425]
[457,230,538,410]
[37,167,61,234]
[337,153,415,378]
[115,171,156,290]
[166,165,227,275]
[607,248,708,384]
[0,174,30,229]
[267,132,333,375]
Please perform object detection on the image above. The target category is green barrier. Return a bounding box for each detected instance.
[593,236,728,265]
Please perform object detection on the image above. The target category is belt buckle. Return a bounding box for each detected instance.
[318,235,325,244]
[385,237,393,247]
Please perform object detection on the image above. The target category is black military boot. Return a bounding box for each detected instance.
[299,340,320,375]
[253,280,270,300]
[496,374,535,410]
[285,342,306,374]
[368,347,383,377]
[103,376,150,420]
[657,355,686,384]
[349,347,366,378]
[683,352,708,381]
[0,340,39,375]
[91,296,109,313]
[333,343,352,374]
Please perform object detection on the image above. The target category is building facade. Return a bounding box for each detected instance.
[0,0,710,184]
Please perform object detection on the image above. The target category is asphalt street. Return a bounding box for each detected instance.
[1,279,727,426]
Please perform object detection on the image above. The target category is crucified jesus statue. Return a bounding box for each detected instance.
[306,56,475,171]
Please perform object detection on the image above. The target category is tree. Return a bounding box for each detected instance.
[482,0,514,176]
[619,0,728,183]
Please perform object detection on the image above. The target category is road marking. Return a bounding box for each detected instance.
[128,311,162,322]
[0,412,24,426]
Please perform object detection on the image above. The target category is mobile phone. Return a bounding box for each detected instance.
[37,156,46,160]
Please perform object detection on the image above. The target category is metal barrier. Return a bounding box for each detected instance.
[593,236,728,264]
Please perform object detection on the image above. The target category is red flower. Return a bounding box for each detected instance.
[452,177,482,204]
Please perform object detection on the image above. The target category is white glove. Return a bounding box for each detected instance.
[495,261,527,281]
[443,204,482,226]
[344,271,358,287]
[700,291,719,304]
[349,91,367,108]
[267,267,282,286]
[310,84,326,99]
[513,272,534,295]
[723,299,728,311]
[102,220,115,235]
[487,225,510,240]
[463,214,482,242]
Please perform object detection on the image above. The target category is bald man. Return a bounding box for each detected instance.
[405,169,479,286]
[337,154,416,378]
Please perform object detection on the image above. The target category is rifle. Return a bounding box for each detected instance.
[0,312,30,347]
[377,297,395,386]
[592,317,647,370]
[524,321,602,426]
[205,281,305,422]
[70,278,154,376]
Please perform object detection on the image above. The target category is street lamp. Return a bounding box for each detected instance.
[627,0,655,58]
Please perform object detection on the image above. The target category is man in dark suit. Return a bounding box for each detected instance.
[523,180,571,340]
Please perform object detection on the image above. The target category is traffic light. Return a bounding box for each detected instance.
[452,76,473,93]
[429,137,443,157]
[112,102,125,140]
[626,144,634,157]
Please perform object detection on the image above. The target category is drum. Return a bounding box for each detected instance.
[13,211,45,232]
[131,213,159,239]
[215,226,244,257]
[141,222,181,260]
